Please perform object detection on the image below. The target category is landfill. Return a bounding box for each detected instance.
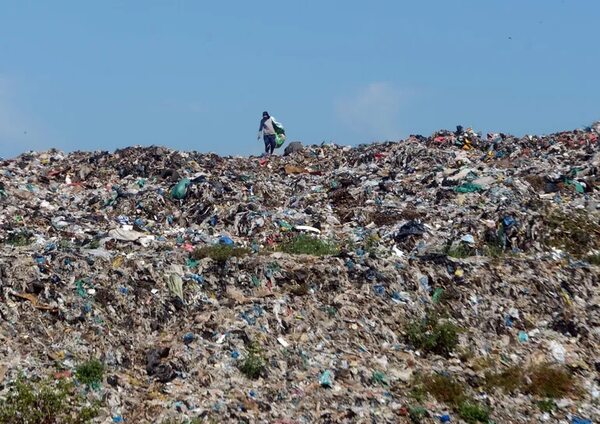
[0,123,599,423]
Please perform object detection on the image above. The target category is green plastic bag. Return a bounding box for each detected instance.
[454,182,483,193]
[432,287,444,303]
[565,179,585,194]
[171,178,191,199]
[167,273,184,300]
[275,133,286,148]
[273,119,286,148]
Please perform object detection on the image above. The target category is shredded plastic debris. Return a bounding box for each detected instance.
[0,124,599,422]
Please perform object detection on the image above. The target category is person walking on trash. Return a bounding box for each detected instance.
[257,111,277,156]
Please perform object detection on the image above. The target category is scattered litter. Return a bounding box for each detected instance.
[0,123,599,422]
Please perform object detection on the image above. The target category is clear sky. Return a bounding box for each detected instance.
[1,0,598,158]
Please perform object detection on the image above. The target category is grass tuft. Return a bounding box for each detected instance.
[586,253,600,265]
[408,405,428,423]
[6,231,33,246]
[458,401,490,423]
[86,239,100,250]
[0,376,101,423]
[363,233,380,255]
[445,243,472,258]
[483,241,504,257]
[407,312,460,357]
[537,399,556,413]
[192,244,251,263]
[484,366,525,393]
[412,373,491,422]
[75,359,104,387]
[544,211,600,257]
[422,374,466,406]
[279,234,339,256]
[483,362,578,401]
[526,363,575,398]
[239,341,266,379]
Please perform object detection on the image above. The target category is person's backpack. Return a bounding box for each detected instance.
[272,119,286,148]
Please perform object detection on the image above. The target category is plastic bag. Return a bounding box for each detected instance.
[276,133,286,148]
[171,178,191,199]
[273,119,286,148]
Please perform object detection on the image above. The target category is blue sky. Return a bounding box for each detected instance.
[0,0,598,158]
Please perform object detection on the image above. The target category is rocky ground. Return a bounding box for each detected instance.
[0,124,599,423]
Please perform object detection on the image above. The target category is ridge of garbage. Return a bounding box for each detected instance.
[0,123,599,423]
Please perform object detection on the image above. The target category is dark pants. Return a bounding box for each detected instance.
[264,134,276,155]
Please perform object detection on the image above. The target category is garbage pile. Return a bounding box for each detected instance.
[1,123,599,423]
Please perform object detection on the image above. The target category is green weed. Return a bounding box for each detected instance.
[411,373,491,422]
[445,243,472,258]
[484,366,525,393]
[279,234,339,256]
[407,312,460,357]
[239,341,266,379]
[408,405,428,423]
[86,239,100,250]
[0,376,101,423]
[587,253,600,265]
[483,363,577,400]
[537,399,556,413]
[192,244,251,263]
[6,231,32,247]
[526,363,575,398]
[422,374,466,406]
[483,241,504,258]
[544,211,600,257]
[363,233,380,255]
[408,385,427,403]
[75,359,104,387]
[458,401,490,423]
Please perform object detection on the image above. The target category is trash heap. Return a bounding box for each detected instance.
[0,124,599,423]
